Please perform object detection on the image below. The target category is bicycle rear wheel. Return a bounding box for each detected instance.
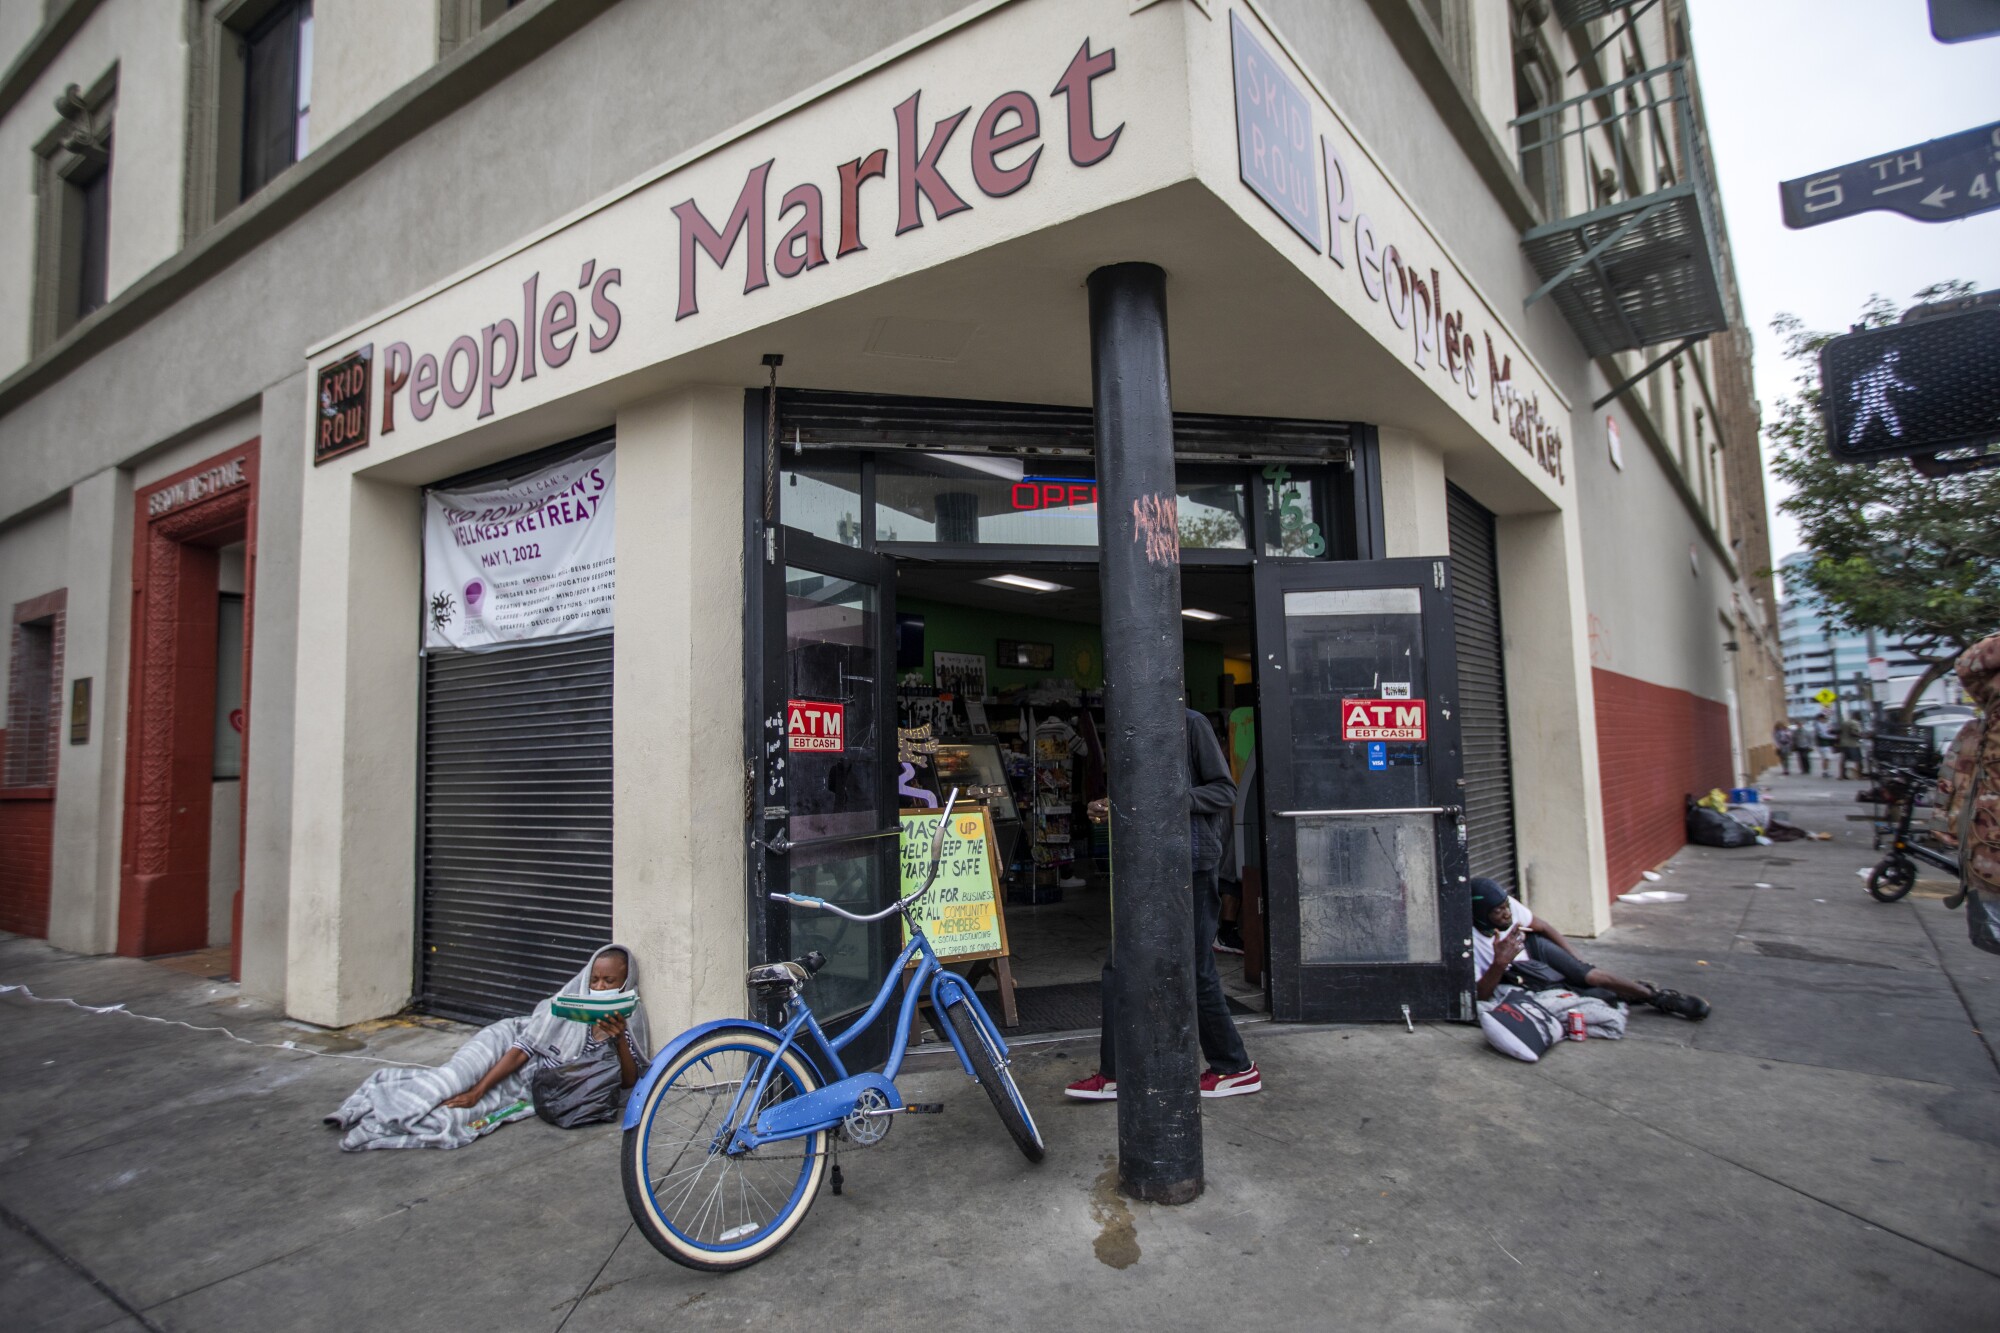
[944,998,1045,1163]
[621,1028,828,1272]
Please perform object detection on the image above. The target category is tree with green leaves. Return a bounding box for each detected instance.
[1767,281,2000,723]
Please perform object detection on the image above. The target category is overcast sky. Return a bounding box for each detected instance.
[1682,0,2000,566]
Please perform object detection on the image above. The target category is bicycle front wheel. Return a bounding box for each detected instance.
[621,1028,828,1272]
[1867,855,1917,903]
[944,998,1045,1162]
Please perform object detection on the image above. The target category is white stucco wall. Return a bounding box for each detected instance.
[309,0,438,149]
[1379,427,1450,558]
[611,384,748,1036]
[284,472,421,1025]
[48,466,132,955]
[131,406,262,490]
[1469,0,1516,149]
[0,2,42,77]
[0,0,188,377]
[1576,385,1736,707]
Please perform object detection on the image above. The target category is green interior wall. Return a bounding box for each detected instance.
[900,595,1225,712]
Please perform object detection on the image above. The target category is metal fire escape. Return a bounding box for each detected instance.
[1511,49,1727,360]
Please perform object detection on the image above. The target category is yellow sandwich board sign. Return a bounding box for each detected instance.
[899,808,1010,963]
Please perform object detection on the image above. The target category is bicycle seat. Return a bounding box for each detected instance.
[745,951,826,1001]
[746,961,808,999]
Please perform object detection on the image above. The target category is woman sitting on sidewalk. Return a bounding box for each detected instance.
[326,944,650,1151]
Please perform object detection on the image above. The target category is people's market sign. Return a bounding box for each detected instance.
[1224,7,1569,488]
[308,0,1141,457]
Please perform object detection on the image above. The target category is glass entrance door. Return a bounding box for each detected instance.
[1252,557,1474,1023]
[758,530,899,1067]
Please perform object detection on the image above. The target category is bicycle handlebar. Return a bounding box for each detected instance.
[768,790,961,923]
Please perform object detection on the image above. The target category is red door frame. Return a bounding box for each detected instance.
[119,443,259,969]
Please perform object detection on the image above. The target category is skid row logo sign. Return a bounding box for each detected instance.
[788,700,846,752]
[1341,697,1427,743]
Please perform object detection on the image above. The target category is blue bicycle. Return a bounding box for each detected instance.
[620,792,1045,1271]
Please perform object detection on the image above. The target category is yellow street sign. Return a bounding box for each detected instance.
[1813,688,1837,705]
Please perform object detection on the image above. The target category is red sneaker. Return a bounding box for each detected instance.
[1063,1072,1117,1101]
[1199,1064,1261,1098]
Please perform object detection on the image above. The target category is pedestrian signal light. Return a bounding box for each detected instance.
[1818,307,2000,464]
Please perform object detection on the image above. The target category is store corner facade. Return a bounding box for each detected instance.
[1,0,1773,1034]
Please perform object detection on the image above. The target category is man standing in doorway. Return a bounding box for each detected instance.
[1065,707,1261,1101]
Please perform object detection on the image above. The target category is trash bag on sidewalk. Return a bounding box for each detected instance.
[1969,890,2000,957]
[531,1051,625,1128]
[1687,796,1757,848]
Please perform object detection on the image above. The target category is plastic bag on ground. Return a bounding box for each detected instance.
[531,1050,625,1128]
[1687,797,1757,848]
[1727,802,1773,830]
[1970,890,2000,957]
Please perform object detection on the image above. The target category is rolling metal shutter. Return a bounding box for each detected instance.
[1446,486,1519,892]
[419,636,614,1023]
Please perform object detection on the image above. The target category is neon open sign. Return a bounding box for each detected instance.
[1009,476,1099,511]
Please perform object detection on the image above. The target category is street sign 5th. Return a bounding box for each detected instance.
[1781,121,2000,228]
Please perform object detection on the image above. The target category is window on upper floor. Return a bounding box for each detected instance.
[31,71,115,353]
[184,0,315,236]
[4,601,64,791]
[1511,2,1566,219]
[438,0,524,58]
[1694,408,1709,509]
[240,0,313,201]
[1420,0,1476,84]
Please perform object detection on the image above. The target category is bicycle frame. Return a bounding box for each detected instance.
[710,918,1010,1155]
[1882,767,1961,877]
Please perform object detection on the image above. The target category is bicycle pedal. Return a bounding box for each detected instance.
[903,1103,944,1114]
[831,1163,844,1196]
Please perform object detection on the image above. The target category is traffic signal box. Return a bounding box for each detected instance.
[1819,306,2000,468]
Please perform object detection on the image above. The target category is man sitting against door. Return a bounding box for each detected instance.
[1064,706,1262,1100]
[1471,878,1710,1019]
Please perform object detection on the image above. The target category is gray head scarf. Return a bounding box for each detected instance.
[514,943,653,1065]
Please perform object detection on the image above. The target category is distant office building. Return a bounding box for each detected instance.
[1777,553,1964,717]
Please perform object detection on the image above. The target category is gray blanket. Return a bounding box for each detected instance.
[326,1017,537,1152]
[1526,987,1629,1039]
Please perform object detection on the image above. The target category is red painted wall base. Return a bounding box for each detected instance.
[1593,667,1733,901]
[0,795,54,937]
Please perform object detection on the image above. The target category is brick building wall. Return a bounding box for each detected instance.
[0,791,56,936]
[1593,666,1733,900]
[1,590,65,938]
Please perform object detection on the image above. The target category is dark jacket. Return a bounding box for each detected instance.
[1188,709,1238,872]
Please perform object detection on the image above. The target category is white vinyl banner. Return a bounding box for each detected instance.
[423,440,615,650]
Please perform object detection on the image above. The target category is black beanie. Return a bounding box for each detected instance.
[1469,878,1510,919]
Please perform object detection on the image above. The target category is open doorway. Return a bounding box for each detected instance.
[122,447,257,981]
[893,560,1269,1034]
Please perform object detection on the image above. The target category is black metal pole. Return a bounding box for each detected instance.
[1089,262,1202,1205]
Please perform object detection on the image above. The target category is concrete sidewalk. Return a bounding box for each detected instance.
[5,770,1998,1332]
